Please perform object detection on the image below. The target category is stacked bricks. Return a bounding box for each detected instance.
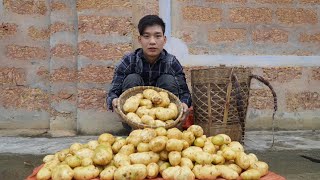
[172,0,320,55]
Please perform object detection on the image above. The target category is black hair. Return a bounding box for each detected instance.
[138,15,165,35]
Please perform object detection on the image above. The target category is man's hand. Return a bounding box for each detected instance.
[112,98,119,110]
[176,103,189,130]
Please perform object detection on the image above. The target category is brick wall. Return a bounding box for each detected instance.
[0,0,319,134]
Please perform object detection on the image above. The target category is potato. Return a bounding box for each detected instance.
[247,153,259,166]
[43,155,55,163]
[123,96,140,113]
[148,108,157,119]
[212,154,225,165]
[156,92,170,107]
[69,143,82,155]
[166,139,184,152]
[112,138,126,154]
[217,134,232,144]
[155,120,166,127]
[100,166,117,180]
[250,161,269,176]
[228,164,242,175]
[192,165,220,180]
[57,149,70,162]
[155,127,167,136]
[149,136,168,152]
[159,162,171,174]
[135,93,144,99]
[155,107,176,121]
[81,157,93,166]
[203,141,216,154]
[168,151,181,166]
[136,106,150,118]
[182,131,195,145]
[137,142,150,152]
[165,120,175,125]
[51,164,74,180]
[147,162,159,179]
[175,166,195,180]
[187,125,204,137]
[129,129,142,137]
[159,150,169,161]
[235,152,250,170]
[182,140,190,150]
[127,112,142,124]
[229,141,244,152]
[43,159,60,171]
[194,151,213,165]
[241,169,261,180]
[180,157,193,169]
[161,166,180,180]
[193,137,205,148]
[113,153,130,167]
[129,152,160,165]
[222,148,237,160]
[65,155,81,168]
[98,133,115,145]
[36,167,51,180]
[143,89,162,104]
[139,99,153,109]
[139,128,157,143]
[92,145,113,165]
[141,115,155,125]
[167,128,182,139]
[118,144,135,156]
[86,140,99,150]
[216,165,239,180]
[114,164,147,180]
[126,136,141,147]
[74,165,100,180]
[181,146,202,161]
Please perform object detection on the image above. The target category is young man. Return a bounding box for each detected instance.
[107,15,191,130]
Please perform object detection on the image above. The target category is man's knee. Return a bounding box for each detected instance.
[122,74,144,92]
[156,74,179,95]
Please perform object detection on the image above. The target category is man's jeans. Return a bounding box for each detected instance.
[121,73,179,131]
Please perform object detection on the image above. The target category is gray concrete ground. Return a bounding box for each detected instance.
[0,130,319,180]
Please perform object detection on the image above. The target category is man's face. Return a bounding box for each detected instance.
[138,25,166,62]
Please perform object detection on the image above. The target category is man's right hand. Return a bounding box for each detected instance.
[112,98,119,110]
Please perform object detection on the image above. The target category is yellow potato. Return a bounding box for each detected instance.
[135,93,144,99]
[149,136,168,152]
[217,134,232,144]
[182,130,195,145]
[155,120,166,127]
[155,107,176,121]
[57,149,70,162]
[129,152,160,165]
[166,139,184,152]
[92,145,113,165]
[36,167,51,180]
[143,89,162,104]
[69,143,82,155]
[159,150,169,161]
[168,151,181,166]
[235,152,250,170]
[181,146,203,162]
[165,120,175,125]
[126,135,141,147]
[182,140,190,150]
[141,115,155,125]
[168,103,178,119]
[136,106,150,118]
[42,155,55,163]
[187,125,204,137]
[112,138,126,154]
[139,99,153,109]
[74,165,100,180]
[156,92,170,107]
[241,169,261,180]
[113,153,130,167]
[192,164,220,180]
[250,161,269,176]
[159,162,171,174]
[155,127,167,136]
[74,148,94,160]
[81,157,93,166]
[167,128,182,139]
[180,157,194,169]
[222,148,237,160]
[100,166,117,180]
[51,164,74,180]
[212,154,225,165]
[203,141,216,154]
[98,133,115,145]
[228,164,242,175]
[65,155,81,168]
[216,165,239,180]
[114,164,147,180]
[175,166,195,180]
[146,162,159,179]
[229,141,244,152]
[194,151,213,165]
[118,144,135,156]
[137,142,150,152]
[148,108,157,119]
[126,112,142,124]
[161,166,180,180]
[123,96,140,113]
[140,128,157,143]
[87,140,99,150]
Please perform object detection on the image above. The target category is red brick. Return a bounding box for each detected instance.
[230,8,272,23]
[312,67,320,80]
[78,41,132,60]
[205,0,247,3]
[78,89,107,111]
[249,89,274,110]
[172,30,196,43]
[263,67,302,82]
[52,90,76,103]
[0,87,49,111]
[51,67,77,82]
[51,44,75,58]
[300,0,320,3]
[276,8,317,24]
[182,6,222,22]
[0,67,26,86]
[286,92,320,111]
[77,0,131,10]
[78,16,133,35]
[299,33,320,43]
[6,45,47,60]
[0,23,18,38]
[51,2,67,11]
[134,0,159,16]
[28,26,50,40]
[188,46,210,55]
[78,65,114,83]
[256,0,293,3]
[208,28,246,43]
[36,66,49,78]
[4,0,47,15]
[253,29,288,43]
[50,22,74,34]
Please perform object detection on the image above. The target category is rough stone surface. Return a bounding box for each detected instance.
[78,65,114,83]
[76,0,131,10]
[253,29,288,43]
[77,88,107,111]
[262,67,302,82]
[312,67,320,80]
[182,6,222,22]
[299,33,320,43]
[205,0,247,3]
[256,0,293,3]
[208,28,246,43]
[51,44,75,58]
[0,23,17,38]
[50,22,74,34]
[51,67,76,82]
[229,8,272,23]
[4,0,47,15]
[0,67,26,86]
[249,89,275,110]
[287,92,320,111]
[276,8,318,24]
[50,2,67,11]
[300,0,320,3]
[28,26,50,40]
[6,45,47,60]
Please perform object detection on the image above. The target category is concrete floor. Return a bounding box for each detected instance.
[0,130,319,180]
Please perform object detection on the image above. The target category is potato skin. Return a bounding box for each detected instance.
[114,164,147,180]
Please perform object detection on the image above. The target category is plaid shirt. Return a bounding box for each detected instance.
[107,48,192,110]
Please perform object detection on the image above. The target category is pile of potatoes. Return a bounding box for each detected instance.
[36,125,269,180]
[122,89,179,127]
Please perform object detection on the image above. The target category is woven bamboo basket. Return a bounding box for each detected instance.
[115,86,184,129]
[191,67,277,143]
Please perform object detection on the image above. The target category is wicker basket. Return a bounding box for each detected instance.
[191,67,277,143]
[115,86,184,129]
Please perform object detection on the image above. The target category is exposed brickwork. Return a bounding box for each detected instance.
[36,66,49,79]
[263,67,302,82]
[188,46,210,55]
[205,0,247,3]
[0,67,26,86]
[299,33,320,43]
[78,65,114,84]
[52,90,76,103]
[50,2,67,11]
[77,0,132,10]
[28,26,50,40]
[253,29,288,43]
[51,67,77,82]
[256,0,293,3]
[4,0,47,15]
[172,30,195,43]
[230,8,272,23]
[6,45,47,60]
[50,22,74,34]
[78,89,107,111]
[182,6,222,22]
[78,41,132,60]
[0,87,49,111]
[300,0,320,3]
[0,23,18,38]
[51,44,75,58]
[134,0,159,16]
[312,67,320,80]
[287,92,320,111]
[249,89,274,110]
[276,8,318,24]
[78,16,133,35]
[208,28,246,43]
